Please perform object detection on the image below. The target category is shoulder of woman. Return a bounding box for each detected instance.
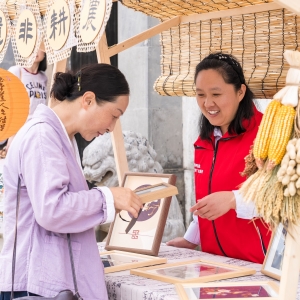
[8,65,21,77]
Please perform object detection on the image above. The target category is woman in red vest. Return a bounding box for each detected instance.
[167,53,271,263]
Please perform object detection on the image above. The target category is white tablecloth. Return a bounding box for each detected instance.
[98,242,300,300]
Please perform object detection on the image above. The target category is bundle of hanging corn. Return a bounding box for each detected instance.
[240,50,300,228]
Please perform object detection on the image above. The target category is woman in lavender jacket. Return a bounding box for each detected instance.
[0,64,143,300]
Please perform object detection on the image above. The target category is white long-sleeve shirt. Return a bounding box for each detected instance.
[184,127,258,245]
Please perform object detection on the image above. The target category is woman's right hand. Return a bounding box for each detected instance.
[166,237,198,249]
[109,187,143,218]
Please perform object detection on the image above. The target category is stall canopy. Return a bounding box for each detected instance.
[121,0,300,98]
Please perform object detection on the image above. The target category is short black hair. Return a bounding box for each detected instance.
[195,52,254,140]
[38,54,47,72]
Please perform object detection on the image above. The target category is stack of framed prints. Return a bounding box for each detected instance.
[261,223,287,280]
[100,250,167,273]
[105,172,177,256]
[175,281,279,299]
[130,259,255,284]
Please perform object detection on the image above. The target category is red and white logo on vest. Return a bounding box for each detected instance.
[194,163,203,174]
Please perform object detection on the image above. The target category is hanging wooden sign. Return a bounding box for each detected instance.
[15,9,37,58]
[46,0,71,51]
[0,10,7,53]
[79,0,106,44]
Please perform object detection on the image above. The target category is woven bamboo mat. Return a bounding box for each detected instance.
[121,0,275,21]
[154,8,300,98]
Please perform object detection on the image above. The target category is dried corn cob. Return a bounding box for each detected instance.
[268,105,296,169]
[253,100,281,169]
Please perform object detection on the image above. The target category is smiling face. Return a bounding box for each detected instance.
[79,93,129,141]
[195,69,246,134]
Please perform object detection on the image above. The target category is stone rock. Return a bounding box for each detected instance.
[82,130,185,241]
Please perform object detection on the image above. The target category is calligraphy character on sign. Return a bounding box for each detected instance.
[82,0,100,31]
[18,17,33,44]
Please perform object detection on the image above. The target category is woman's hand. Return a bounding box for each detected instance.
[109,187,143,218]
[166,237,197,249]
[191,191,236,221]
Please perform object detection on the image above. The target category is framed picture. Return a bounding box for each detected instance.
[105,172,176,256]
[261,223,287,280]
[175,281,279,299]
[130,259,256,284]
[100,250,167,273]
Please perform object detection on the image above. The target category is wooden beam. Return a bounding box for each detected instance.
[278,224,300,300]
[274,0,300,16]
[108,16,181,57]
[48,58,67,108]
[97,34,129,186]
[180,2,282,24]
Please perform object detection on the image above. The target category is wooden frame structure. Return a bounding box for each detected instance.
[100,250,166,273]
[105,172,176,256]
[46,0,300,299]
[130,259,256,283]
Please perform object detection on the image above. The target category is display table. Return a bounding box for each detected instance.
[98,242,300,300]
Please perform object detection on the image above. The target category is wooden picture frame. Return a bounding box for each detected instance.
[100,250,167,273]
[134,182,178,204]
[130,259,256,284]
[105,172,177,256]
[175,281,279,300]
[261,223,287,280]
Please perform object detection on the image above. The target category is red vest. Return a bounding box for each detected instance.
[194,107,271,263]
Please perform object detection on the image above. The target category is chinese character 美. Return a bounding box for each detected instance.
[49,7,68,41]
[0,17,3,45]
[19,18,33,44]
[82,0,100,31]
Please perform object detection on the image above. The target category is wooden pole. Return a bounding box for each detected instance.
[48,58,67,108]
[108,16,181,57]
[96,33,129,186]
[278,224,300,300]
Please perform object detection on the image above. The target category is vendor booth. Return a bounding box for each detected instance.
[0,0,300,299]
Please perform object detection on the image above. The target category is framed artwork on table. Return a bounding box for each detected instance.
[175,281,279,300]
[261,223,287,280]
[100,250,167,273]
[105,172,177,256]
[130,259,256,284]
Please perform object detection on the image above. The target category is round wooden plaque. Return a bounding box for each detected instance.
[46,0,71,51]
[79,0,106,44]
[0,10,7,53]
[15,9,37,58]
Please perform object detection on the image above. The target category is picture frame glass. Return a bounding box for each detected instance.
[105,173,175,254]
[101,252,149,268]
[147,262,234,280]
[263,223,286,277]
[184,284,278,299]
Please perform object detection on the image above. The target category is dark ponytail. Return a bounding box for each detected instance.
[195,52,254,140]
[50,63,130,103]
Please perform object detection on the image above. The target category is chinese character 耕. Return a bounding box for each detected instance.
[49,7,68,41]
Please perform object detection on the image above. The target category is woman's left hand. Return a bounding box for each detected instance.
[190,191,236,221]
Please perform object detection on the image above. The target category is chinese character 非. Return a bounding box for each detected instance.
[49,7,68,41]
[19,18,33,44]
[82,0,100,31]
